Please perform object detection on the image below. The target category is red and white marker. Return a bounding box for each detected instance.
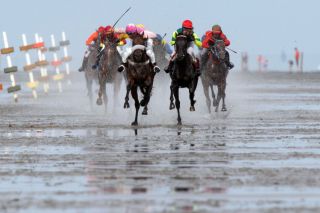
[50,34,63,93]
[35,34,49,94]
[61,32,71,85]
[2,32,20,102]
[21,34,38,99]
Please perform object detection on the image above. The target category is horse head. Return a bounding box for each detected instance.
[100,38,121,75]
[210,39,226,64]
[104,37,118,54]
[130,45,149,64]
[175,35,188,61]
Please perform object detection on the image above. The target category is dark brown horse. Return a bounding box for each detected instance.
[84,43,99,109]
[201,39,228,113]
[96,39,122,112]
[123,36,155,126]
[169,35,199,125]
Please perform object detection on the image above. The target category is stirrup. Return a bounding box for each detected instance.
[227,62,234,69]
[153,65,161,73]
[118,65,125,72]
[92,63,99,70]
[164,66,171,73]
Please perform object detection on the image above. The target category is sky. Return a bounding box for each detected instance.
[0,0,320,71]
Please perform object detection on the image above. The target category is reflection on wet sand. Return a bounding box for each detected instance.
[2,73,320,212]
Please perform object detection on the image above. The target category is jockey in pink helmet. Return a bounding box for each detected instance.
[125,23,137,34]
[117,23,160,73]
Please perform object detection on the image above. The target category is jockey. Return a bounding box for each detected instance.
[201,25,234,70]
[78,26,105,71]
[164,19,202,76]
[92,25,127,70]
[117,24,160,73]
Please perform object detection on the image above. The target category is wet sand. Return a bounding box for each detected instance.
[1,71,320,213]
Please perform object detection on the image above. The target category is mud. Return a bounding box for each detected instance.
[1,71,320,213]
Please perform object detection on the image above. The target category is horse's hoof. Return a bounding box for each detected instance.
[213,100,218,107]
[96,98,103,106]
[190,106,195,112]
[131,121,138,126]
[221,107,227,112]
[169,103,175,110]
[124,102,130,109]
[142,109,148,115]
[140,99,146,107]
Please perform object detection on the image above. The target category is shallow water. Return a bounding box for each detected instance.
[1,72,320,213]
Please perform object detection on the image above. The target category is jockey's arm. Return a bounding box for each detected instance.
[221,33,230,46]
[170,31,178,46]
[192,32,202,48]
[86,31,98,46]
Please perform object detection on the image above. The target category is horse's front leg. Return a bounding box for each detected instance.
[172,84,181,125]
[124,82,131,109]
[131,86,140,126]
[189,77,199,111]
[141,83,153,115]
[210,85,218,107]
[102,80,108,114]
[221,82,227,112]
[169,83,175,110]
[96,72,104,106]
[202,82,211,113]
[215,84,223,112]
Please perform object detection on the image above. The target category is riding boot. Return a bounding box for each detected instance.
[118,62,127,72]
[78,56,89,72]
[193,58,201,76]
[92,47,103,70]
[225,51,234,70]
[226,61,234,69]
[164,60,174,73]
[153,63,161,73]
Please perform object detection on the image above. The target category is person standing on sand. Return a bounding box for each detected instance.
[294,47,300,69]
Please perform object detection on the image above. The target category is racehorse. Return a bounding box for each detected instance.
[84,43,99,109]
[169,35,199,125]
[201,39,229,113]
[123,35,156,126]
[96,39,123,113]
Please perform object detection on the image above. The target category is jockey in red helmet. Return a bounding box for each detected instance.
[91,25,127,70]
[164,19,202,76]
[79,25,127,72]
[201,25,234,70]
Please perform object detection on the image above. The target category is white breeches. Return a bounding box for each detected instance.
[116,46,123,56]
[121,38,156,64]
